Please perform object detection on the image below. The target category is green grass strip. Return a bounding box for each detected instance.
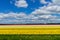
[0,34,60,40]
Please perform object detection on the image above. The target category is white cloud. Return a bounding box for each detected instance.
[31,8,53,15]
[28,0,60,23]
[40,0,48,4]
[31,5,60,15]
[0,11,58,24]
[0,12,26,19]
[15,0,28,8]
[39,15,56,19]
[0,12,59,24]
[52,0,60,5]
[0,12,28,24]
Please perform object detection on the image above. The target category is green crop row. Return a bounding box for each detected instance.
[0,34,60,40]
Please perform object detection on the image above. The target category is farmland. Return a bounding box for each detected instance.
[0,25,59,40]
[0,34,60,40]
[0,25,60,34]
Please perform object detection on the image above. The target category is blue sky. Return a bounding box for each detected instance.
[0,0,60,24]
[0,0,51,14]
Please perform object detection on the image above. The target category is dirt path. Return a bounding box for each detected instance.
[0,25,60,28]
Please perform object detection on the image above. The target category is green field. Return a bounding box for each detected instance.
[0,34,60,40]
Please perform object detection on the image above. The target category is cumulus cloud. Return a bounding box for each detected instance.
[31,5,60,15]
[39,15,56,19]
[0,12,27,24]
[29,0,60,23]
[52,0,60,5]
[15,0,28,8]
[0,11,58,24]
[32,0,60,14]
[40,0,48,4]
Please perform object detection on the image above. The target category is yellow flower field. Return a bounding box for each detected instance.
[0,25,60,34]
